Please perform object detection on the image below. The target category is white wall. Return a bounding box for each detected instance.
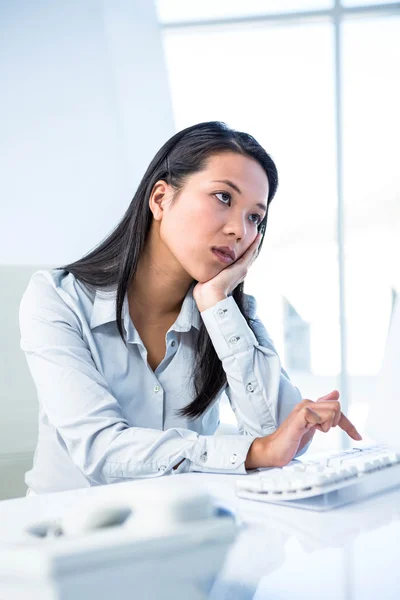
[0,0,175,499]
[0,0,174,265]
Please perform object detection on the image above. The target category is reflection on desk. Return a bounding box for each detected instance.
[0,472,399,600]
[211,483,400,600]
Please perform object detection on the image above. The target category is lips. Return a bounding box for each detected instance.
[211,246,236,264]
[213,246,236,261]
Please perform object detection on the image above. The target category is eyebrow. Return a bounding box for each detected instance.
[212,179,267,213]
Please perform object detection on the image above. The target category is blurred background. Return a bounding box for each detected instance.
[1,0,399,499]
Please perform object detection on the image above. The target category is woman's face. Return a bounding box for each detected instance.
[152,151,270,283]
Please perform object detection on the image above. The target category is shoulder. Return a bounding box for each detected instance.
[24,268,92,299]
[20,269,94,322]
[24,268,71,295]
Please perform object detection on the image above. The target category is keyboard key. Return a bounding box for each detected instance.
[282,463,307,473]
[304,464,326,474]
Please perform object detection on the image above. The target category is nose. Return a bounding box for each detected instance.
[223,210,247,241]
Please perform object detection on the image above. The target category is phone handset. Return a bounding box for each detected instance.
[26,488,233,539]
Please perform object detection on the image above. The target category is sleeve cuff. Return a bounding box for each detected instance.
[200,296,257,360]
[190,434,256,474]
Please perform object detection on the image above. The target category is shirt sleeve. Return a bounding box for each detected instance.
[19,273,255,485]
[200,294,312,459]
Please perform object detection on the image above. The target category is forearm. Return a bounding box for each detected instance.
[244,438,263,470]
[244,431,313,471]
[200,296,301,437]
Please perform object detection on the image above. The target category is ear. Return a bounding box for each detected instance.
[149,180,170,221]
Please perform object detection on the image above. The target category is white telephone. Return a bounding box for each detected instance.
[0,486,238,600]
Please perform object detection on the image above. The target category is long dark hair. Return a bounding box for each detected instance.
[57,121,278,419]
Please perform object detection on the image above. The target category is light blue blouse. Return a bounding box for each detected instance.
[19,269,310,493]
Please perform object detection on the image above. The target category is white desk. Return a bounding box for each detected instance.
[0,473,399,599]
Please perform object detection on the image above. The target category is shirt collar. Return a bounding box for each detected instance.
[173,282,201,332]
[89,287,130,333]
[89,282,201,335]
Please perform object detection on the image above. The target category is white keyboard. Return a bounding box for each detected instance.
[236,444,400,511]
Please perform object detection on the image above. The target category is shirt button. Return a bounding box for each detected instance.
[158,465,166,472]
[246,383,255,393]
[229,336,240,345]
[230,454,238,464]
[153,385,160,393]
[217,309,226,317]
[200,452,208,463]
[171,341,176,347]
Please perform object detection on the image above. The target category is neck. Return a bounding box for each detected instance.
[128,226,194,321]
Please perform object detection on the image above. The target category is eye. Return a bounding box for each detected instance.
[249,214,263,225]
[215,192,231,205]
[215,192,263,225]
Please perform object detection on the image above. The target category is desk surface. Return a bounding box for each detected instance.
[1,473,399,600]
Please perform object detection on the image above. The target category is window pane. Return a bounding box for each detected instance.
[342,15,400,438]
[156,0,332,24]
[162,21,342,450]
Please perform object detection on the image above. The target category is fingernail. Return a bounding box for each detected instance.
[356,432,362,440]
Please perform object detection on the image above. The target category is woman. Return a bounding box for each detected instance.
[20,121,361,494]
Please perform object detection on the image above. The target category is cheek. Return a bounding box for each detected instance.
[161,202,217,250]
[159,211,225,281]
[159,210,196,260]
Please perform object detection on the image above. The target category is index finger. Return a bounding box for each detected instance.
[338,412,362,440]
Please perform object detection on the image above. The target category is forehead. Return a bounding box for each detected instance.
[193,151,270,199]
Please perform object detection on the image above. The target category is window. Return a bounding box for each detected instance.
[157,2,400,450]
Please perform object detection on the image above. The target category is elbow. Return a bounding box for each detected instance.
[77,446,164,485]
[75,447,112,485]
[67,429,132,485]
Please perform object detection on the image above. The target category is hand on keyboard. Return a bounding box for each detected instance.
[245,390,363,470]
